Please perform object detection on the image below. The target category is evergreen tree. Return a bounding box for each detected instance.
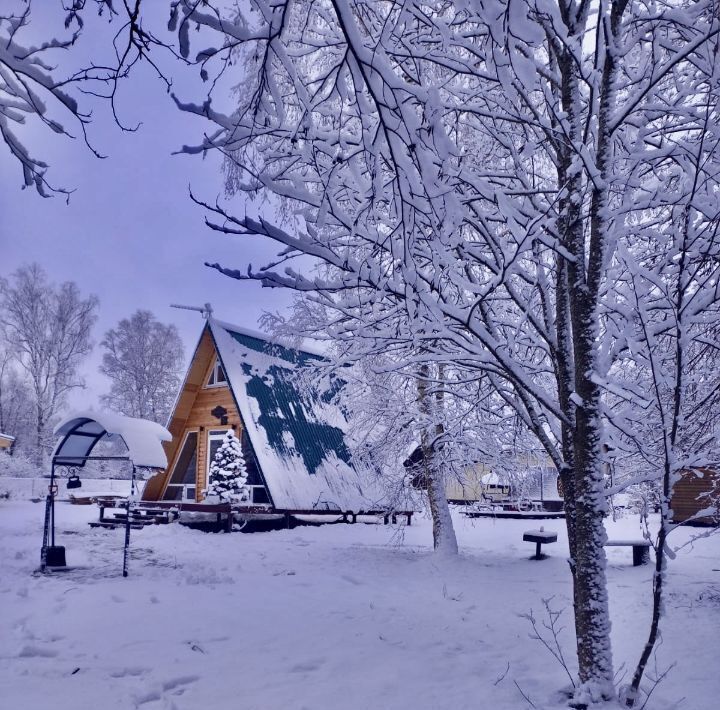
[205,430,249,504]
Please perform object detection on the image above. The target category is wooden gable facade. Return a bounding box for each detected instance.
[671,467,720,526]
[142,328,271,506]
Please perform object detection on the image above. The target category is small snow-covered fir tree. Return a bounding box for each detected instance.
[204,430,249,504]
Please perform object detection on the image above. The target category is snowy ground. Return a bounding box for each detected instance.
[0,502,717,710]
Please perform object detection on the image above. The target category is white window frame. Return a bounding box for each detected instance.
[205,429,230,499]
[163,430,198,502]
[205,358,228,388]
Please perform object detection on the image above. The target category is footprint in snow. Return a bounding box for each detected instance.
[133,676,199,706]
[162,675,200,692]
[290,658,325,673]
[17,644,59,658]
[110,666,149,678]
[340,574,363,586]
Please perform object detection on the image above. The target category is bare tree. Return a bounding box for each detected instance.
[0,347,33,448]
[0,264,97,463]
[607,49,720,703]
[99,309,184,424]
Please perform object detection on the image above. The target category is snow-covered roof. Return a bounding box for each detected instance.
[0,431,15,442]
[209,319,387,510]
[53,410,171,469]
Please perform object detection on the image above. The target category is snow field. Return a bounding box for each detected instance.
[0,502,717,710]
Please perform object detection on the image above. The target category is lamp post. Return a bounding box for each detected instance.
[41,461,67,569]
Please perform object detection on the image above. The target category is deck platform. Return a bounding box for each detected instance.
[462,505,565,520]
[91,498,414,531]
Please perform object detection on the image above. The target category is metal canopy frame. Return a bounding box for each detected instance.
[41,417,161,577]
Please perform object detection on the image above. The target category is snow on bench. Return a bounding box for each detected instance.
[604,539,652,566]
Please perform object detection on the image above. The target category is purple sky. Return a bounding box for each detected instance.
[0,5,292,410]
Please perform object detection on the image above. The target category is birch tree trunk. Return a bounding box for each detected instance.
[418,364,458,556]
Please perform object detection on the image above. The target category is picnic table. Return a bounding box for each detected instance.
[523,529,558,560]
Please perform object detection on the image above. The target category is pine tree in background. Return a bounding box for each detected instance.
[205,430,249,504]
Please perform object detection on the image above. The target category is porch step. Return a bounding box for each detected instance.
[89,520,144,530]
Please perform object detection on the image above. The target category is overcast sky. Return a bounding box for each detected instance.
[0,4,292,411]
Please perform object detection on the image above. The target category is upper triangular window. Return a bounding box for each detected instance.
[206,358,227,387]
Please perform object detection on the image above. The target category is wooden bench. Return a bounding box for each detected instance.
[92,502,180,530]
[523,529,558,560]
[604,539,652,566]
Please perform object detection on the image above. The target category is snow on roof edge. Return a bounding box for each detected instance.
[210,317,328,358]
[54,410,171,469]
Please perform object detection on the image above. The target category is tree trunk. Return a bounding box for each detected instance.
[35,405,45,468]
[425,452,458,556]
[571,386,614,698]
[418,364,458,556]
[555,7,617,695]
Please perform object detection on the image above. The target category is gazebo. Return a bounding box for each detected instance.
[42,410,170,576]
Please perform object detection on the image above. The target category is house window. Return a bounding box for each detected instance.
[206,359,227,387]
[163,432,198,501]
[205,428,271,506]
[207,429,228,476]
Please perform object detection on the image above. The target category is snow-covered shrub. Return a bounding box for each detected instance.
[626,483,662,515]
[204,430,249,504]
[0,450,42,479]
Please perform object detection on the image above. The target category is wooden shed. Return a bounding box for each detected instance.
[671,467,720,526]
[142,319,387,514]
[0,432,15,452]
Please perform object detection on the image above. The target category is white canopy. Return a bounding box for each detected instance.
[53,410,171,469]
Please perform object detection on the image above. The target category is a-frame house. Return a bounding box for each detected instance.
[143,319,386,513]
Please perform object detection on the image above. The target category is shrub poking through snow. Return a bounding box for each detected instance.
[204,430,249,504]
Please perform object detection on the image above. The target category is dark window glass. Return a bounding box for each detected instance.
[162,486,183,501]
[169,432,198,484]
[208,431,225,469]
[208,361,227,386]
[186,487,196,500]
[241,429,263,485]
[253,487,270,504]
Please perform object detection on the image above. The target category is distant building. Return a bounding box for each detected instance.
[406,446,560,508]
[672,467,720,526]
[0,432,15,453]
[445,462,561,509]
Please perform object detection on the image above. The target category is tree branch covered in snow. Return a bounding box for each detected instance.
[163,0,720,700]
[0,0,173,197]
